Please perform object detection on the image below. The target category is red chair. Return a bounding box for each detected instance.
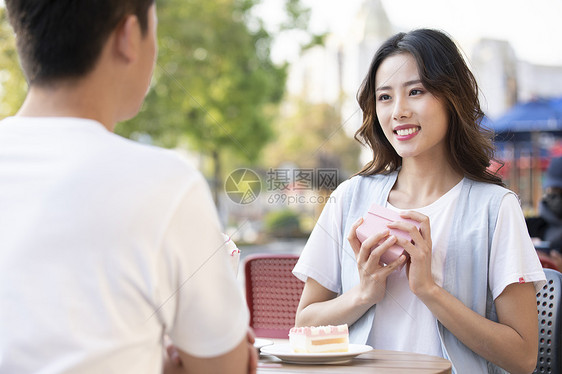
[243,253,303,338]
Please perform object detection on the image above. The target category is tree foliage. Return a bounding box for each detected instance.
[0,7,26,119]
[116,0,303,164]
[263,97,361,177]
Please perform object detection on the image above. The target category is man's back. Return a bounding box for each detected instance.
[0,116,249,373]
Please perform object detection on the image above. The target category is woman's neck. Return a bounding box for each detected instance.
[388,157,463,209]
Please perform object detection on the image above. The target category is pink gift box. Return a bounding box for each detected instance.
[356,203,420,267]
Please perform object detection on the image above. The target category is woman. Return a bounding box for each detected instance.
[293,29,545,374]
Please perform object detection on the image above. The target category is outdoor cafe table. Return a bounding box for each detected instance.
[258,341,452,374]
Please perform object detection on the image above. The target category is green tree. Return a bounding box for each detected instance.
[263,97,361,177]
[116,0,315,204]
[0,7,26,118]
[264,208,303,238]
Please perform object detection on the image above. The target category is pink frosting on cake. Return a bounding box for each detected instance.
[289,324,348,337]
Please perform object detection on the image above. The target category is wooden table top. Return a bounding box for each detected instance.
[258,347,452,373]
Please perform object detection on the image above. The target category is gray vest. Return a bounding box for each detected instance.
[339,172,511,374]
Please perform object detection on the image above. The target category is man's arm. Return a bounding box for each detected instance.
[163,331,257,374]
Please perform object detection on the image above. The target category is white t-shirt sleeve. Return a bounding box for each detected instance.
[160,174,248,357]
[293,184,346,294]
[489,193,547,299]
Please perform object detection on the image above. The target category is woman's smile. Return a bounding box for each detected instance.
[394,125,421,140]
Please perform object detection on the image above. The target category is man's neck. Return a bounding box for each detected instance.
[16,81,116,131]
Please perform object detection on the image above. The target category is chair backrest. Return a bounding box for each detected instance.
[534,268,562,374]
[244,253,303,339]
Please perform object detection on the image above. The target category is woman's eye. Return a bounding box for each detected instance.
[378,94,391,101]
[410,89,423,96]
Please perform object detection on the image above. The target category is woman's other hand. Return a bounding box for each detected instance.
[387,211,437,298]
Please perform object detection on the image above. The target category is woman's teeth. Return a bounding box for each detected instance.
[396,128,418,136]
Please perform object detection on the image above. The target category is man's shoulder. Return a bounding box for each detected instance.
[104,133,202,186]
[106,132,191,169]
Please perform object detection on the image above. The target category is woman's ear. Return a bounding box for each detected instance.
[113,15,141,64]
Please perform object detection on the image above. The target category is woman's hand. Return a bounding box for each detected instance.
[387,211,437,298]
[347,217,407,306]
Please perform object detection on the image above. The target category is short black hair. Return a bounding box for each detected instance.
[5,0,155,85]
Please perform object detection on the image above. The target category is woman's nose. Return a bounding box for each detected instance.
[392,98,411,120]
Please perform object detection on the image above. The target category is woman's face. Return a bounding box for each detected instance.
[374,52,449,161]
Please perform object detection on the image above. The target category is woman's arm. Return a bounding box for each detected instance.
[417,282,538,374]
[390,211,538,374]
[296,217,406,327]
[296,278,371,327]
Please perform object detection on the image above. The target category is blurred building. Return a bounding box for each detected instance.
[517,62,562,102]
[471,39,562,118]
[286,0,394,166]
[288,0,562,122]
[287,0,393,109]
[470,39,519,119]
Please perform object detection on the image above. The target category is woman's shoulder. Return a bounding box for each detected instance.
[463,178,518,209]
[338,172,396,192]
[332,172,398,210]
[464,178,513,196]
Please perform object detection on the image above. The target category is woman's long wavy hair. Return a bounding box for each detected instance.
[354,28,504,186]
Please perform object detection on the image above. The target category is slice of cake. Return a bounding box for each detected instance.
[289,324,349,353]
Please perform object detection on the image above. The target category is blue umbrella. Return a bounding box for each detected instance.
[489,98,562,134]
[551,97,562,114]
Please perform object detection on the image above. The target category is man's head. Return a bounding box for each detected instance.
[5,0,155,86]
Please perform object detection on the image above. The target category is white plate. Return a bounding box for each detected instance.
[260,343,373,364]
[254,338,274,350]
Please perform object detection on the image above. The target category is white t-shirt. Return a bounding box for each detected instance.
[0,117,249,374]
[294,178,546,358]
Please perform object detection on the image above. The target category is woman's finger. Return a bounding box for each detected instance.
[384,254,407,272]
[358,230,392,265]
[398,211,431,243]
[366,234,396,261]
[347,217,364,257]
[387,220,422,244]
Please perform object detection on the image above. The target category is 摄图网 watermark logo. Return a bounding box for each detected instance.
[225,168,338,205]
[224,168,262,204]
